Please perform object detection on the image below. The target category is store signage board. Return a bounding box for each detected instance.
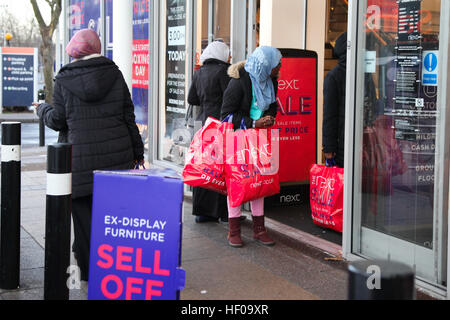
[274,49,317,183]
[394,0,422,112]
[163,0,187,165]
[132,0,150,130]
[387,0,438,232]
[1,47,37,107]
[88,169,185,300]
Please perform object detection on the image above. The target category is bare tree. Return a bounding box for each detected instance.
[30,0,62,103]
[0,9,41,48]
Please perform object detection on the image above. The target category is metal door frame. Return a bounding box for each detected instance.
[343,0,450,299]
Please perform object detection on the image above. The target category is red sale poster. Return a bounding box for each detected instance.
[275,50,317,183]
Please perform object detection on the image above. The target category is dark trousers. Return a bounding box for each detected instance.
[72,195,93,281]
[192,187,228,219]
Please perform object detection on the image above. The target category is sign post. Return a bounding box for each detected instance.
[88,169,186,300]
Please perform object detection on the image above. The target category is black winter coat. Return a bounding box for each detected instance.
[323,33,347,168]
[187,58,231,125]
[220,61,278,130]
[38,56,144,198]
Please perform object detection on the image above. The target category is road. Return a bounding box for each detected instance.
[0,123,59,171]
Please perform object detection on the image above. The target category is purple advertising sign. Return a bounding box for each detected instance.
[69,0,113,58]
[88,169,185,300]
[69,0,101,37]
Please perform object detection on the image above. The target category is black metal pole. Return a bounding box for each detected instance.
[348,259,415,300]
[44,143,72,300]
[0,122,21,290]
[39,118,45,147]
[38,92,45,147]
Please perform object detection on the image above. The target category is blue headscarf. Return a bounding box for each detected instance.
[244,46,282,112]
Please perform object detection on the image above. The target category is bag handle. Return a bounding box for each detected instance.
[222,114,233,123]
[222,113,247,130]
[325,158,337,167]
[240,117,247,130]
[185,104,194,122]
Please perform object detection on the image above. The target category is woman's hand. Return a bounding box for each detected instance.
[255,116,276,128]
[255,116,276,129]
[32,102,42,115]
[265,116,276,127]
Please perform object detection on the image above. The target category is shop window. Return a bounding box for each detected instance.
[352,0,443,284]
[324,0,348,80]
[158,0,189,166]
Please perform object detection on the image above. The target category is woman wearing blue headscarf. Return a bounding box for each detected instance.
[221,46,282,248]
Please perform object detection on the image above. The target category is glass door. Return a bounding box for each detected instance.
[350,0,448,288]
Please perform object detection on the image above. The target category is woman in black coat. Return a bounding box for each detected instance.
[187,41,232,223]
[220,46,282,248]
[35,29,144,281]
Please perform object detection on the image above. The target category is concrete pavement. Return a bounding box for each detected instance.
[0,144,352,300]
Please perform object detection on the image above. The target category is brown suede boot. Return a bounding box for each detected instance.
[252,216,275,246]
[227,217,243,247]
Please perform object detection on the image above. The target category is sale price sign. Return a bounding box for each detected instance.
[274,50,318,183]
[88,169,185,300]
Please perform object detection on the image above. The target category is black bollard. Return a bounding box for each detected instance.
[38,90,45,147]
[0,122,21,290]
[44,143,72,300]
[348,259,415,300]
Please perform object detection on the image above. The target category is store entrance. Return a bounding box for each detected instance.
[264,0,348,247]
[191,0,349,247]
[349,0,446,288]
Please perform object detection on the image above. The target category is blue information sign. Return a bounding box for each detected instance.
[1,47,36,107]
[422,51,438,86]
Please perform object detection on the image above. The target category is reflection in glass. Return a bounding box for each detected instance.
[360,0,440,249]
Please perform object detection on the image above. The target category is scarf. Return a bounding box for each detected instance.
[244,46,282,112]
[200,41,230,64]
[66,28,102,59]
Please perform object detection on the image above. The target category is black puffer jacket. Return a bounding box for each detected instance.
[187,58,231,125]
[323,32,347,167]
[220,61,278,130]
[38,56,144,198]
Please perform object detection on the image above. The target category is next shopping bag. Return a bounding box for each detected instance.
[182,117,233,195]
[310,159,344,233]
[224,120,280,207]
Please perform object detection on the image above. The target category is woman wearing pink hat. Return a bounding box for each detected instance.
[34,29,144,282]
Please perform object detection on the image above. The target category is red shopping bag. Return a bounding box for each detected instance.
[310,160,344,233]
[182,117,232,195]
[225,123,280,207]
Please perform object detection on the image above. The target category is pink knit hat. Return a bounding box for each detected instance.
[66,29,101,59]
